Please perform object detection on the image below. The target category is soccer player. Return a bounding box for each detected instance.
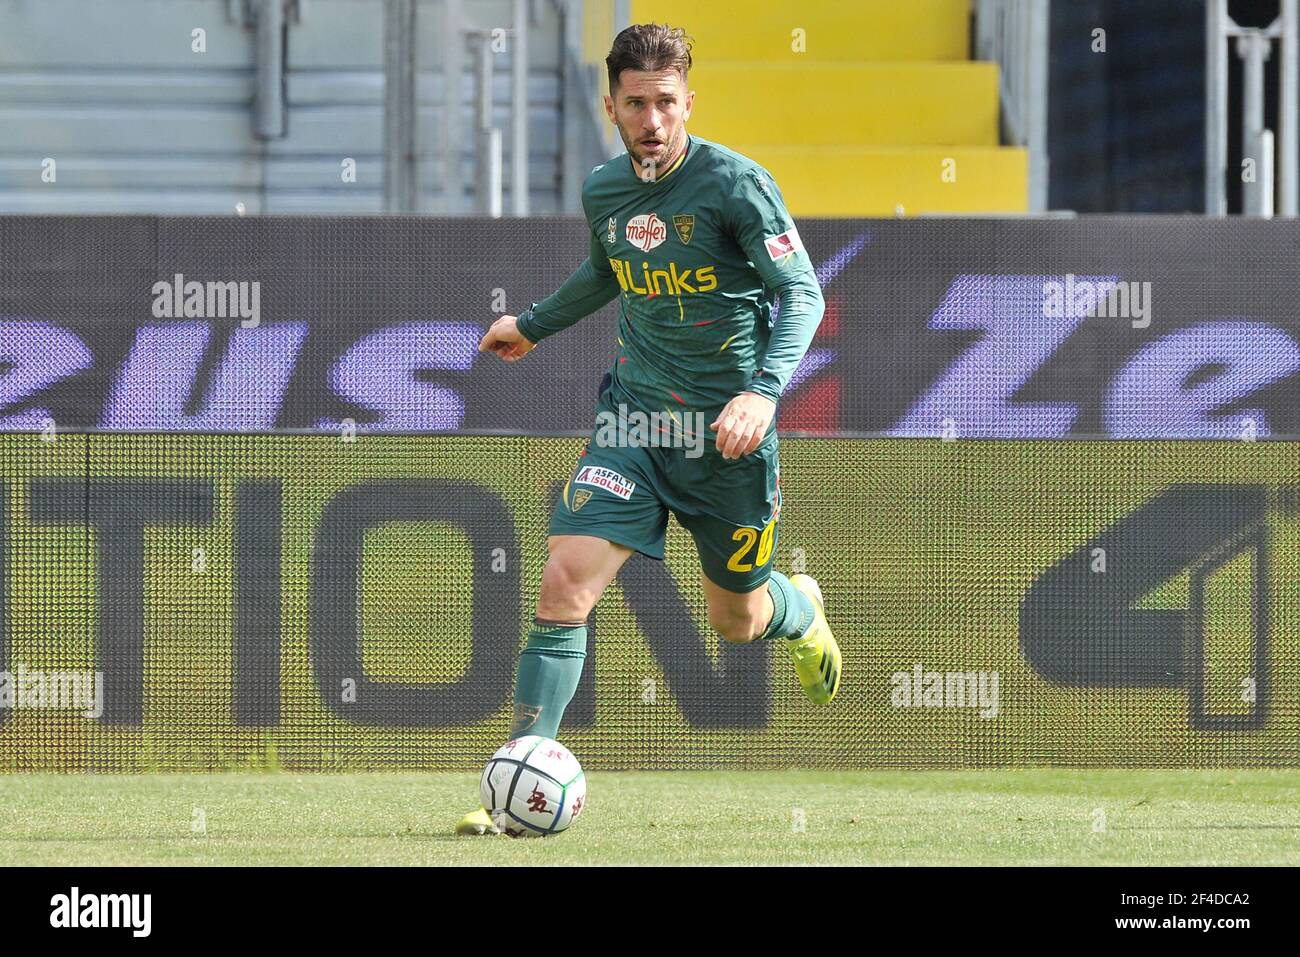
[458,23,840,835]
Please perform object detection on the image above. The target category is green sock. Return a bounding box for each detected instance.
[510,618,587,739]
[757,571,816,641]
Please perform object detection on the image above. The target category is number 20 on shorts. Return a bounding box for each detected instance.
[727,518,776,572]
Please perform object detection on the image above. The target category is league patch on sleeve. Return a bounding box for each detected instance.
[764,226,804,261]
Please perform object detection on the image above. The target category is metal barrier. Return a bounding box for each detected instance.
[1205,0,1299,217]
[556,0,629,211]
[975,0,1050,212]
[393,0,536,215]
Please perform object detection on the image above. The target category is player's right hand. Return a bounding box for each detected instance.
[478,315,537,363]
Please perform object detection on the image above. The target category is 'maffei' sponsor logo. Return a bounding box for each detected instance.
[574,465,636,500]
[626,213,667,252]
[764,226,804,261]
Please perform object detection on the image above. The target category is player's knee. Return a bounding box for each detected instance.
[536,555,602,620]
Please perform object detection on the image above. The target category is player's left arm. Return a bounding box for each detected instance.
[711,166,825,459]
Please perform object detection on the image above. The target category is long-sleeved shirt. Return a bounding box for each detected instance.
[515,135,824,436]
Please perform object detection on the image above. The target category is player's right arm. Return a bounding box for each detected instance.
[479,210,621,361]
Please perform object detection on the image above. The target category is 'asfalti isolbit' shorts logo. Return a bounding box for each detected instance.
[574,465,636,500]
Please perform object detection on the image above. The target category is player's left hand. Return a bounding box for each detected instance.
[711,392,776,460]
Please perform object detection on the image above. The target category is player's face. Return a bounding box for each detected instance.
[605,69,694,178]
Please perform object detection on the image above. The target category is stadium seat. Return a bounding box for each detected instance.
[628,0,1029,215]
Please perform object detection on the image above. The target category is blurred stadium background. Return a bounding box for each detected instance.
[1,0,1286,218]
[2,0,1300,866]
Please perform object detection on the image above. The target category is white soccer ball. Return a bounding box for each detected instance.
[479,736,587,838]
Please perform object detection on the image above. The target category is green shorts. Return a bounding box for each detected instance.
[550,380,782,593]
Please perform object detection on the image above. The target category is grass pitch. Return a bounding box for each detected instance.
[1,770,1298,866]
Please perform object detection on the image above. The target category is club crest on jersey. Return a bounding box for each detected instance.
[626,213,667,252]
[606,216,617,245]
[673,214,695,245]
[571,488,593,511]
[574,465,636,500]
[764,226,804,261]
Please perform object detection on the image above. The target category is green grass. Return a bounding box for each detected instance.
[1,770,1298,866]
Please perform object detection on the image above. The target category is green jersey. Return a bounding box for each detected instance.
[515,136,825,434]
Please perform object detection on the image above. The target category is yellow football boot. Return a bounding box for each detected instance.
[785,574,841,705]
[454,806,501,836]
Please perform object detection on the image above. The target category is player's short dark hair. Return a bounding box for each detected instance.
[606,23,693,93]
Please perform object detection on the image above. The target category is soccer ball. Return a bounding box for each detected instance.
[480,736,587,837]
